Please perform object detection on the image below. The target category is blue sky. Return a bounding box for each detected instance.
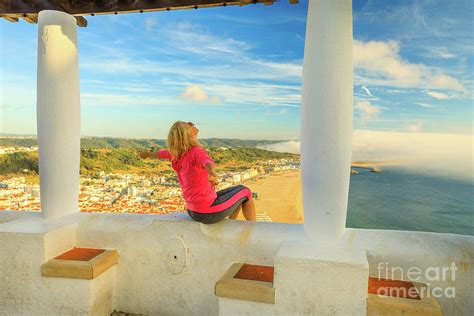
[0,0,472,139]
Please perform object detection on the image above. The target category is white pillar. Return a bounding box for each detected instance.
[301,0,353,243]
[37,10,81,219]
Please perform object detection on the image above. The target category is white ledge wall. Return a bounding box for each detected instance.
[0,212,472,315]
[37,10,81,219]
[301,0,353,243]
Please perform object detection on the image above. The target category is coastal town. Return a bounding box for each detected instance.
[0,149,300,215]
[0,145,38,155]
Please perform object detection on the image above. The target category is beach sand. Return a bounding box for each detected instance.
[235,170,303,224]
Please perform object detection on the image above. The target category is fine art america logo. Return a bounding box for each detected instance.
[376,262,457,299]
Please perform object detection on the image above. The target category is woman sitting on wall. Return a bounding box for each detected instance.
[140,121,256,224]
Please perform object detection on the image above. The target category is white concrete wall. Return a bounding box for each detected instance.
[0,213,115,315]
[0,212,472,315]
[218,297,276,315]
[37,10,81,219]
[0,210,40,224]
[73,212,301,315]
[275,240,368,315]
[301,0,354,244]
[342,228,474,316]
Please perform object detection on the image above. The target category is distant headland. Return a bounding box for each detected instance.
[351,161,400,173]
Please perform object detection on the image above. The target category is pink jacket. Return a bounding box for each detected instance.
[158,147,217,212]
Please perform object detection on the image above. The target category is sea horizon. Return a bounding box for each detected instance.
[347,165,473,236]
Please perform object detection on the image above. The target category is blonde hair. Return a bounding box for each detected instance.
[167,121,202,160]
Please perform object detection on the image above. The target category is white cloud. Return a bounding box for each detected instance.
[261,131,473,181]
[165,24,252,57]
[429,48,456,59]
[82,80,155,93]
[415,102,437,109]
[361,85,374,97]
[80,23,303,110]
[429,75,463,91]
[385,89,409,94]
[144,17,157,32]
[81,93,175,107]
[180,85,208,102]
[427,91,450,100]
[82,56,302,84]
[179,85,222,104]
[205,83,301,108]
[252,60,302,78]
[80,62,302,107]
[258,141,300,154]
[354,40,464,91]
[209,95,223,105]
[406,121,423,132]
[351,130,473,181]
[354,40,423,85]
[355,100,381,123]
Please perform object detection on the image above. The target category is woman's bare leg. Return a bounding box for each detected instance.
[242,199,256,221]
[228,204,241,220]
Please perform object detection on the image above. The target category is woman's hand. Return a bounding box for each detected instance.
[208,173,219,186]
[204,162,218,186]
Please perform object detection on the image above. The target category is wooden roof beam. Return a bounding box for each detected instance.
[21,14,38,24]
[75,16,88,27]
[0,0,299,20]
[0,0,278,15]
[3,16,19,22]
[1,13,87,27]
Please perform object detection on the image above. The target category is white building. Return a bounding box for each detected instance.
[232,174,241,183]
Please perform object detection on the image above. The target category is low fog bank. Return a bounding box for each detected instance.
[258,140,301,154]
[258,131,473,181]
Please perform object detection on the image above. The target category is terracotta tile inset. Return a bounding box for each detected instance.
[368,277,421,300]
[233,264,274,283]
[55,247,106,261]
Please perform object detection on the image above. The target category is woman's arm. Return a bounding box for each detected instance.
[205,162,219,186]
[192,147,218,185]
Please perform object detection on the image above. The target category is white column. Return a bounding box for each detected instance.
[301,0,353,243]
[37,10,81,219]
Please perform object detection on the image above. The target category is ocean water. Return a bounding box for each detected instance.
[346,167,473,236]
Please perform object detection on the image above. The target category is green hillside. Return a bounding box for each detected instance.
[207,147,296,164]
[0,147,298,177]
[0,152,39,174]
[0,138,37,147]
[0,149,146,176]
[0,137,285,150]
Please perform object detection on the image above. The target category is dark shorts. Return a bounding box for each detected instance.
[187,185,251,224]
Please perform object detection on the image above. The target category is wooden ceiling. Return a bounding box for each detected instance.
[0,0,299,27]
